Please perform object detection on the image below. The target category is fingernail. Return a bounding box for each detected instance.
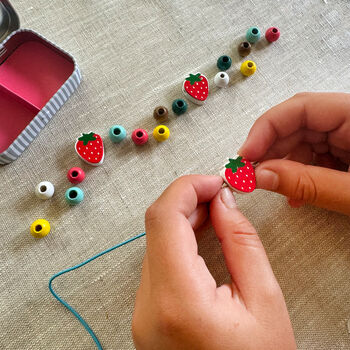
[256,169,279,190]
[220,187,237,209]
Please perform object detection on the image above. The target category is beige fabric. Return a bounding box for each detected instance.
[1,0,350,349]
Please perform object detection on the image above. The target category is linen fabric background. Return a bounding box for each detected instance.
[1,0,350,349]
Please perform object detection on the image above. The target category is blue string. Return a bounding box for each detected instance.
[49,232,146,350]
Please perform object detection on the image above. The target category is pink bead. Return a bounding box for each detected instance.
[67,167,85,184]
[132,129,148,145]
[265,27,280,42]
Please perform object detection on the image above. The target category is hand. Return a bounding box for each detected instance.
[239,92,350,215]
[132,175,295,350]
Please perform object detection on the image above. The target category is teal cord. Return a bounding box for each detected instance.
[49,232,146,350]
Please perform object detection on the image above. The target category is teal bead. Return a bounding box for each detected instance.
[172,99,188,115]
[109,125,126,143]
[217,55,232,71]
[246,26,261,43]
[65,187,84,205]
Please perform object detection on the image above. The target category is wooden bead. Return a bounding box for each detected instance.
[65,187,84,205]
[182,73,209,105]
[153,106,168,122]
[238,41,251,57]
[67,167,85,184]
[35,181,55,199]
[214,72,229,88]
[75,132,104,166]
[265,27,280,42]
[172,99,188,115]
[153,125,170,142]
[30,219,51,238]
[109,125,127,143]
[240,60,256,76]
[217,55,232,71]
[246,26,261,43]
[132,129,149,145]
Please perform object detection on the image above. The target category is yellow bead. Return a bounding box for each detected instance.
[30,219,51,238]
[240,60,256,76]
[153,125,170,142]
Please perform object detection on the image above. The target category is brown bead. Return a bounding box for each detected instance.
[153,106,168,122]
[238,41,251,57]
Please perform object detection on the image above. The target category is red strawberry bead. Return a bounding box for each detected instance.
[182,72,209,105]
[222,156,256,193]
[75,132,104,166]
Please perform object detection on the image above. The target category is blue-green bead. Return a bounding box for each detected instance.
[109,125,126,143]
[246,27,261,43]
[217,55,232,71]
[172,99,188,115]
[65,187,84,205]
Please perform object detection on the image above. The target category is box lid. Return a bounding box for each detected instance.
[0,0,19,42]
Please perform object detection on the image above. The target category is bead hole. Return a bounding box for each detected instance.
[252,28,258,34]
[223,56,229,62]
[35,225,42,232]
[177,100,184,107]
[113,128,121,135]
[69,190,78,199]
[220,73,225,78]
[158,108,164,115]
[247,62,253,68]
[272,28,278,33]
[72,171,78,177]
[158,128,165,134]
[136,131,143,138]
[243,42,249,48]
[40,185,47,192]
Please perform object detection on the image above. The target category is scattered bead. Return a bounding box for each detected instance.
[65,187,84,205]
[214,72,229,88]
[109,125,127,143]
[30,219,51,238]
[217,55,232,71]
[172,98,188,115]
[240,60,256,76]
[35,181,55,200]
[153,106,169,122]
[153,125,170,142]
[182,73,209,105]
[238,41,251,57]
[132,129,149,145]
[265,27,280,42]
[75,132,104,166]
[246,26,261,44]
[67,167,85,184]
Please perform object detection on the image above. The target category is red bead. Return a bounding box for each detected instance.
[132,129,148,145]
[67,167,85,184]
[265,27,280,42]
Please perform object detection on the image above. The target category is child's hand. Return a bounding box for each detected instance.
[132,175,296,350]
[239,92,350,215]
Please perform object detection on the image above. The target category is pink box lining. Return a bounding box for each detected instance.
[0,33,75,153]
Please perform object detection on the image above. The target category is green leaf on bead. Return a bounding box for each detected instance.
[78,132,97,145]
[185,73,202,85]
[225,157,245,173]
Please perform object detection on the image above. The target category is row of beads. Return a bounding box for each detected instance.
[109,124,170,146]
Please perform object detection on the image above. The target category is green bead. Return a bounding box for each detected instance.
[217,55,232,71]
[246,27,261,43]
[172,99,188,115]
[109,125,126,143]
[65,187,84,205]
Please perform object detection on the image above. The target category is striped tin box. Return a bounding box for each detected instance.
[0,3,81,165]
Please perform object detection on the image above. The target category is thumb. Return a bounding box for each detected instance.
[256,159,350,215]
[210,188,283,308]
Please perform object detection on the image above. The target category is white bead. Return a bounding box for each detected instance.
[214,72,229,88]
[35,181,55,200]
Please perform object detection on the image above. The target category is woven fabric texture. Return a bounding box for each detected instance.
[1,0,350,349]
